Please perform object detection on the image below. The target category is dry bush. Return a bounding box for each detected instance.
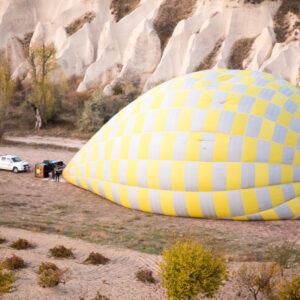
[274,0,300,42]
[110,0,140,22]
[277,274,300,300]
[235,262,280,300]
[195,36,225,71]
[65,12,96,36]
[10,238,33,250]
[38,262,59,274]
[159,240,227,299]
[37,262,67,288]
[135,269,156,284]
[84,252,109,265]
[91,291,110,300]
[266,241,300,276]
[228,37,256,69]
[153,0,197,51]
[0,236,6,244]
[0,267,15,295]
[49,245,75,259]
[3,255,25,270]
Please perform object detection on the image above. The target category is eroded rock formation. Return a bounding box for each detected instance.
[0,0,299,92]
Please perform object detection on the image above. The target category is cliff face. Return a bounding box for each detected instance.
[0,0,299,92]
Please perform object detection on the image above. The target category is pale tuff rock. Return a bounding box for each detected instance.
[56,24,95,77]
[5,34,25,74]
[0,0,299,92]
[243,27,276,70]
[261,40,300,86]
[106,19,161,92]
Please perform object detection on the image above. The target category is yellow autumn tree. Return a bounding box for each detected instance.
[25,42,66,129]
[0,54,14,138]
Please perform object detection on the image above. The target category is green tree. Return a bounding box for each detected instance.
[25,42,65,129]
[159,240,227,299]
[78,90,133,132]
[0,55,13,138]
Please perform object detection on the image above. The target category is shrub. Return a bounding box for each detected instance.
[84,252,109,265]
[0,267,15,294]
[110,0,140,22]
[37,262,66,288]
[273,0,300,42]
[235,262,280,300]
[112,83,124,95]
[91,291,110,300]
[135,269,156,284]
[3,255,25,270]
[65,12,96,36]
[78,91,133,132]
[153,0,197,51]
[277,275,300,300]
[266,241,300,276]
[10,238,32,250]
[227,37,256,69]
[38,262,59,274]
[37,269,60,288]
[159,240,227,299]
[49,245,75,258]
[194,37,225,71]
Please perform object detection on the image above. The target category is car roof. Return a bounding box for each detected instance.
[0,155,17,159]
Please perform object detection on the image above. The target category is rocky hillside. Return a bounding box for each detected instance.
[0,0,299,93]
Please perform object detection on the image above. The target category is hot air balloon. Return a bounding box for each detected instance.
[63,69,300,220]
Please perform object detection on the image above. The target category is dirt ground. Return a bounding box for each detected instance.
[0,227,164,300]
[0,144,299,299]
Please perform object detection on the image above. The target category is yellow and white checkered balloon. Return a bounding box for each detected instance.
[63,69,300,220]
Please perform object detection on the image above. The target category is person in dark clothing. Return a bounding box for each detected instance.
[54,167,61,182]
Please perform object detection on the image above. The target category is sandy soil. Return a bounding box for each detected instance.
[0,227,164,300]
[0,143,299,299]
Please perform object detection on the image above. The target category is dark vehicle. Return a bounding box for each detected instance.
[35,160,65,178]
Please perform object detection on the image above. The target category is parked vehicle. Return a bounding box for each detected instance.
[0,155,30,173]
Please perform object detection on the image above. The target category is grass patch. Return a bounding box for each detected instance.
[65,12,96,36]
[194,36,225,71]
[49,245,75,259]
[135,269,156,284]
[2,255,25,270]
[228,37,256,69]
[84,252,109,265]
[110,0,140,22]
[10,238,33,250]
[153,0,197,51]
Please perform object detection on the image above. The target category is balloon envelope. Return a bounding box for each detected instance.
[63,69,300,220]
